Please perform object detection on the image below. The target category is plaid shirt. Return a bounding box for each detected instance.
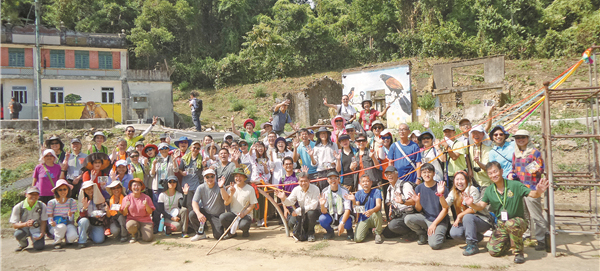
[511,148,544,190]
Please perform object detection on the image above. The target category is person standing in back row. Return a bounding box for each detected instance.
[189,91,203,132]
[9,97,22,120]
[272,99,299,136]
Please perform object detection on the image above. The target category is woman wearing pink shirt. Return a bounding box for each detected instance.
[121,178,155,243]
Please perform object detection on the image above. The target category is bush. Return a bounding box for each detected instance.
[246,105,258,119]
[272,92,278,100]
[254,86,268,98]
[417,92,436,110]
[230,100,245,111]
[1,189,25,214]
[178,81,190,92]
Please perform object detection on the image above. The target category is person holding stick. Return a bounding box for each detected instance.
[220,168,257,239]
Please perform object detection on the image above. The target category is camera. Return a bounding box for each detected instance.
[32,220,40,228]
[473,167,482,173]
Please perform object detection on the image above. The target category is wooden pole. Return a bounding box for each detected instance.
[206,202,249,255]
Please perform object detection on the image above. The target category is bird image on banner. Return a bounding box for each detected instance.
[380,74,411,114]
[347,87,355,100]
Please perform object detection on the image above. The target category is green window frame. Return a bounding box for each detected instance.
[50,50,65,68]
[98,52,113,69]
[75,51,89,69]
[8,48,25,67]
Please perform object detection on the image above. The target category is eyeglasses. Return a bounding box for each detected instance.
[421,137,432,140]
[515,136,528,139]
[159,147,169,150]
[205,175,215,178]
[168,180,178,184]
[398,128,409,132]
[373,126,383,130]
[335,120,343,123]
[192,147,201,150]
[50,142,60,145]
[493,133,505,137]
[381,136,392,140]
[130,155,139,158]
[57,188,68,192]
[240,143,248,146]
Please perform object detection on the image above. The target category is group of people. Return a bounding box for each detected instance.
[12,96,550,264]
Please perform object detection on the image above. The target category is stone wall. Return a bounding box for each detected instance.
[1,119,114,130]
[283,76,343,127]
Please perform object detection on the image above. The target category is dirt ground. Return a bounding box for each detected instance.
[2,222,598,271]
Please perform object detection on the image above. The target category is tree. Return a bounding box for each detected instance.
[65,94,82,105]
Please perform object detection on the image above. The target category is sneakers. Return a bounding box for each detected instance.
[129,236,137,244]
[375,234,384,244]
[223,233,237,240]
[256,219,264,227]
[242,231,250,238]
[417,235,428,245]
[323,230,334,240]
[514,253,525,264]
[165,226,172,236]
[535,241,546,251]
[120,237,129,243]
[191,233,207,241]
[346,234,354,241]
[53,242,62,249]
[15,246,26,252]
[463,243,480,256]
[307,234,315,242]
[182,233,190,238]
[483,230,492,237]
[78,243,87,249]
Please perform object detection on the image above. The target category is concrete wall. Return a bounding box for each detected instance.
[283,76,342,127]
[126,81,174,127]
[433,56,504,89]
[1,79,35,119]
[0,118,114,130]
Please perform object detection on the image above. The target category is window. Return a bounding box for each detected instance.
[101,87,114,103]
[50,87,64,104]
[12,86,27,104]
[75,51,89,69]
[8,48,25,67]
[50,50,65,68]
[98,52,113,69]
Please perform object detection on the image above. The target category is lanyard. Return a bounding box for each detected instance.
[494,179,508,209]
[42,164,56,187]
[167,192,176,211]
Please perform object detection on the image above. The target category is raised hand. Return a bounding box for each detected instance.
[463,192,474,206]
[343,194,355,202]
[152,116,158,126]
[333,150,341,161]
[91,169,98,181]
[218,176,226,188]
[173,149,181,158]
[183,183,190,195]
[437,181,446,195]
[293,137,300,149]
[276,190,286,199]
[229,183,236,194]
[306,146,314,157]
[301,165,309,173]
[61,157,69,170]
[323,97,328,105]
[109,169,117,181]
[409,192,420,203]
[231,114,235,124]
[319,194,327,206]
[83,199,90,210]
[536,177,550,193]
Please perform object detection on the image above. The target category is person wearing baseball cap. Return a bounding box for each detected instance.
[468,125,492,188]
[231,115,261,149]
[508,129,548,251]
[220,167,258,239]
[381,166,415,239]
[10,186,49,251]
[189,168,227,240]
[318,170,354,241]
[150,142,176,233]
[174,140,203,233]
[65,138,88,199]
[439,124,468,189]
[158,133,177,151]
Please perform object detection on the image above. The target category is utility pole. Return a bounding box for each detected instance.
[35,0,43,150]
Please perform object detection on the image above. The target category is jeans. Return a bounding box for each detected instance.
[449,214,491,243]
[109,215,128,238]
[318,213,353,232]
[355,212,383,243]
[77,217,105,244]
[404,213,448,250]
[190,209,224,238]
[287,210,320,235]
[219,212,252,234]
[192,111,201,132]
[50,223,78,244]
[14,228,45,250]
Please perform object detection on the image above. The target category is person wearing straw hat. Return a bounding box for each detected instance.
[122,178,155,243]
[368,120,386,152]
[309,127,339,189]
[489,125,514,179]
[468,125,492,189]
[45,135,66,164]
[142,143,158,166]
[439,125,468,187]
[387,123,422,184]
[190,169,228,241]
[358,99,390,132]
[10,186,48,252]
[220,167,257,239]
[277,171,320,242]
[318,171,354,241]
[508,129,547,251]
[123,116,158,151]
[157,175,188,236]
[88,131,109,155]
[465,161,549,263]
[232,116,261,149]
[106,180,128,242]
[77,181,107,248]
[65,138,87,199]
[81,152,112,199]
[47,179,78,249]
[33,149,65,203]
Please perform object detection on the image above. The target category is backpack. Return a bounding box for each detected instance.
[13,102,22,112]
[194,98,203,112]
[20,200,43,221]
[292,207,308,241]
[398,180,418,214]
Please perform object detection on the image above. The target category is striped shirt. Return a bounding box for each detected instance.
[47,198,77,220]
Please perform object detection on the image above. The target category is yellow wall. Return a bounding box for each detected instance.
[42,103,122,122]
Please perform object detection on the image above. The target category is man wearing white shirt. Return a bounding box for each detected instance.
[277,172,320,242]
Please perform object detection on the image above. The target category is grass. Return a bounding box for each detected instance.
[184,260,192,264]
[463,264,482,269]
[470,99,481,105]
[309,241,329,251]
[230,100,245,112]
[557,163,583,173]
[253,86,268,98]
[1,161,36,187]
[153,240,195,248]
